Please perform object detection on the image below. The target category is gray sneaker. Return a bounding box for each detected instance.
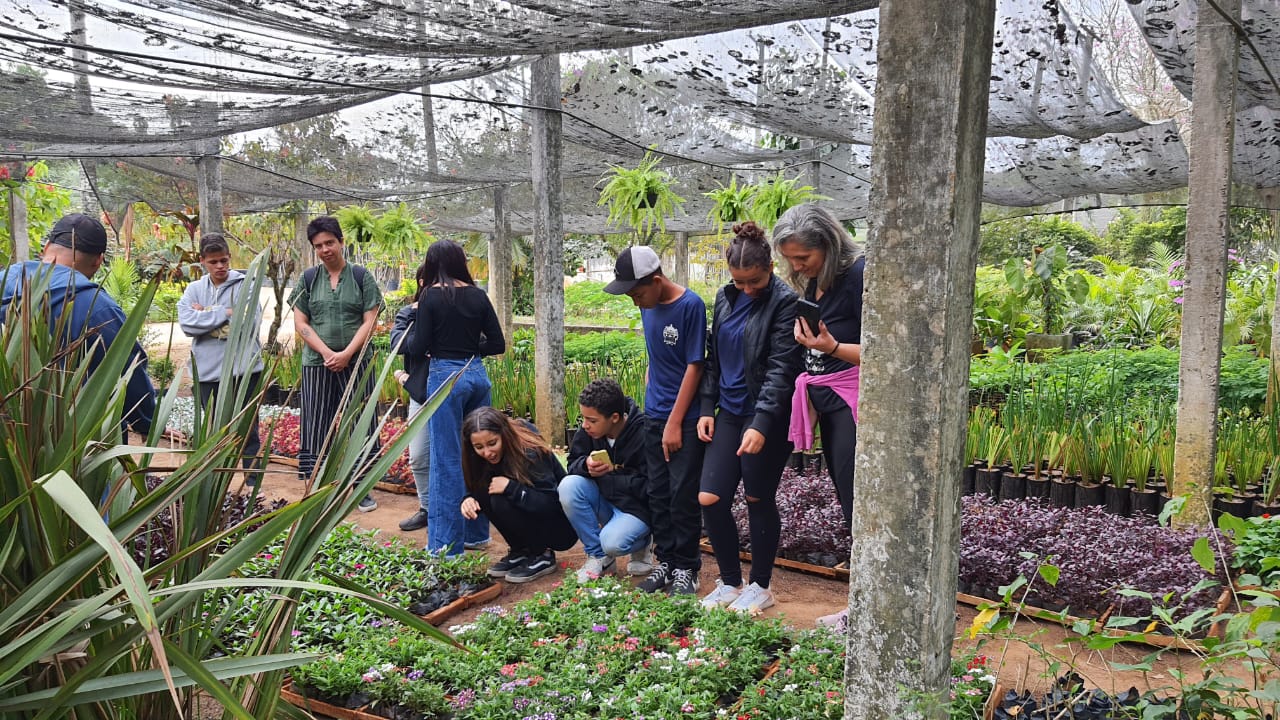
[626,544,655,576]
[575,555,616,583]
[357,495,377,512]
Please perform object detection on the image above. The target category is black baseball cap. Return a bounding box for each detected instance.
[47,213,109,256]
[603,246,662,295]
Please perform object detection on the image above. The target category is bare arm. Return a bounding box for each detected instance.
[293,309,335,360]
[661,362,704,461]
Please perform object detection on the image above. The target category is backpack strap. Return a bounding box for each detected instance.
[303,264,367,294]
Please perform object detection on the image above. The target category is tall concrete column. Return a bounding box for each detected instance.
[530,54,566,443]
[672,231,689,287]
[488,185,515,343]
[1172,0,1240,527]
[845,0,995,716]
[8,188,29,261]
[1262,187,1280,411]
[197,140,224,237]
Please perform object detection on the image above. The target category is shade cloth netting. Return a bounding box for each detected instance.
[0,0,1275,231]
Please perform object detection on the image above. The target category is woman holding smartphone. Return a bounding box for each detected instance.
[460,407,578,583]
[771,205,864,627]
[696,221,803,615]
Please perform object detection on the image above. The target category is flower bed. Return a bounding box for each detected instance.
[288,578,789,719]
[206,525,494,651]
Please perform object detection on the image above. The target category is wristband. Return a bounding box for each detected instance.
[829,341,841,356]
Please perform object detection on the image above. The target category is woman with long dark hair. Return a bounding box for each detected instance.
[696,221,802,615]
[771,205,864,629]
[406,239,505,556]
[460,407,578,582]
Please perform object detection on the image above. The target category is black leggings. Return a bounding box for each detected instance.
[699,412,792,588]
[811,386,857,530]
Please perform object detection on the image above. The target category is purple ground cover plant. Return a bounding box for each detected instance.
[732,467,850,563]
[960,495,1231,623]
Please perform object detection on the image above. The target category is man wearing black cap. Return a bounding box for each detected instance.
[0,212,156,436]
[603,246,707,596]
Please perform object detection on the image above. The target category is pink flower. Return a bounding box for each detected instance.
[1174,297,1184,304]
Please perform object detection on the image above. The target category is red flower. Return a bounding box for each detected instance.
[0,167,9,180]
[1264,514,1272,519]
[25,166,34,177]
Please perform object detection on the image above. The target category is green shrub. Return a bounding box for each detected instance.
[564,331,645,364]
[564,281,641,325]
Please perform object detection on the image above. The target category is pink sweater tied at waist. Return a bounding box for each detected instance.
[788,365,860,451]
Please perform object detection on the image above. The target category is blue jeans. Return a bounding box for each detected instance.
[408,399,431,512]
[558,474,650,559]
[425,358,492,555]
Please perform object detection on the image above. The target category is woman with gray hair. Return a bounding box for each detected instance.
[771,205,864,628]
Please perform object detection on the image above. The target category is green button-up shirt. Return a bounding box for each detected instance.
[289,264,383,367]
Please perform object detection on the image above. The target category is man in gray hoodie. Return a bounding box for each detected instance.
[178,233,265,485]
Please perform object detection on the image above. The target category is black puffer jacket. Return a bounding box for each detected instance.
[565,397,650,525]
[698,274,802,436]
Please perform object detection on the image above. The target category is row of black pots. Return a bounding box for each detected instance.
[786,451,828,474]
[963,463,1280,520]
[260,383,299,408]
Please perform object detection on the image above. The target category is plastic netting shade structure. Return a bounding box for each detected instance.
[0,0,1277,231]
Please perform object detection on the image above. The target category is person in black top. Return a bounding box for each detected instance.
[460,407,578,583]
[696,221,802,615]
[404,239,506,556]
[560,379,654,582]
[772,205,865,630]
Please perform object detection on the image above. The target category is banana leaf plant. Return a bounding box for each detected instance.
[0,253,458,720]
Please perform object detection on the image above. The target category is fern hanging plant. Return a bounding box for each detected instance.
[703,175,757,236]
[596,152,685,238]
[748,173,829,231]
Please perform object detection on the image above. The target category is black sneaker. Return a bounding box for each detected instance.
[637,562,672,593]
[398,509,429,531]
[505,551,557,584]
[488,551,529,578]
[668,567,700,596]
[357,495,378,512]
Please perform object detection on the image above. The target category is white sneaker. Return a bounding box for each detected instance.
[626,544,655,576]
[727,582,776,616]
[816,607,848,631]
[576,555,616,583]
[700,580,741,610]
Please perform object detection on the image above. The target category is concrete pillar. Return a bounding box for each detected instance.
[1262,187,1280,411]
[530,54,566,444]
[1172,0,1240,527]
[8,187,29,261]
[672,231,689,287]
[197,140,224,237]
[294,209,312,267]
[846,0,996,716]
[489,185,515,343]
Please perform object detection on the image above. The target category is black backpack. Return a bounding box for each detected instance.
[302,264,368,295]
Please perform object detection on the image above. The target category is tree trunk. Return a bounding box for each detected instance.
[1172,0,1239,528]
[844,0,995,717]
[530,55,566,444]
[197,142,224,237]
[671,231,689,287]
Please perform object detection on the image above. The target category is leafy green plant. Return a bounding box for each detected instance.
[1003,244,1090,335]
[703,175,755,233]
[0,254,456,720]
[97,257,143,315]
[747,172,828,231]
[596,151,685,238]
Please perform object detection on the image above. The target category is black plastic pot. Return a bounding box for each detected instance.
[1048,478,1075,508]
[1073,482,1104,508]
[1025,475,1050,501]
[962,462,978,496]
[998,472,1027,501]
[1212,495,1248,522]
[1104,483,1130,517]
[975,466,1002,497]
[1129,488,1160,517]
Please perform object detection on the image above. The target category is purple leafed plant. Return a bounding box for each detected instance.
[732,467,850,563]
[961,495,1231,623]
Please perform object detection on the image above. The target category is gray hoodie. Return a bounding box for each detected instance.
[177,270,264,382]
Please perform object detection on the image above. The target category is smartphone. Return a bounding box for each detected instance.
[588,449,612,466]
[796,299,822,335]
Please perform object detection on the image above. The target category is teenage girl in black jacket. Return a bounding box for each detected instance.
[696,221,803,615]
[460,407,578,584]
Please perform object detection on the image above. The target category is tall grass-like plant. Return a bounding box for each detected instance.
[0,255,455,720]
